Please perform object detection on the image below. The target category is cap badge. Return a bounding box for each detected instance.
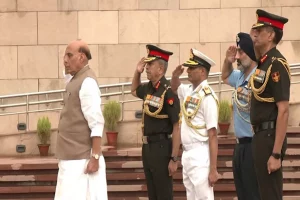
[189,49,194,60]
[236,35,240,43]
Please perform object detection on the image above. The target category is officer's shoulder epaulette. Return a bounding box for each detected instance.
[271,56,278,63]
[164,83,171,90]
[203,86,212,95]
[271,56,287,64]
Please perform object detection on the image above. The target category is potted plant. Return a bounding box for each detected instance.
[103,100,121,147]
[218,100,232,135]
[37,116,51,156]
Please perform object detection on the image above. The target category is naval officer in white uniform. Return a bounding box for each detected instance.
[171,48,219,200]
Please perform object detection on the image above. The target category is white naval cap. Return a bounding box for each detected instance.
[182,48,215,71]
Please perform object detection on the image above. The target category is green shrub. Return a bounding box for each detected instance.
[103,100,121,131]
[37,116,51,144]
[218,100,232,123]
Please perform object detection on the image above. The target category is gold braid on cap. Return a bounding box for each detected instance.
[249,57,291,103]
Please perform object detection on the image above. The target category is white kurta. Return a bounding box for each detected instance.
[55,68,107,200]
[178,80,218,200]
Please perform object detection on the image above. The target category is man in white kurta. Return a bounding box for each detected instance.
[171,49,219,200]
[55,40,108,200]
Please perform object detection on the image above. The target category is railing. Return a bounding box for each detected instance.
[0,63,300,132]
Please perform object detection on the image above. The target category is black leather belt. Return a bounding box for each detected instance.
[236,137,252,144]
[142,133,172,144]
[252,121,276,133]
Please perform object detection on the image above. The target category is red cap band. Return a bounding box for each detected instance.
[258,16,284,29]
[149,50,170,61]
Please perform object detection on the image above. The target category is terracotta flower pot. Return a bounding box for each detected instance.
[106,131,118,147]
[218,122,230,135]
[38,144,50,156]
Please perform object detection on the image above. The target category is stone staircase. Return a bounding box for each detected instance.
[0,128,300,200]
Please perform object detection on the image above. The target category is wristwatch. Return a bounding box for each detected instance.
[92,153,100,160]
[171,156,179,162]
[271,153,281,159]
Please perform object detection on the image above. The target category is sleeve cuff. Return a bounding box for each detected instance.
[90,125,104,138]
[206,123,218,131]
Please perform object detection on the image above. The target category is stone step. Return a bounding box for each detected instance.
[1,183,300,194]
[0,151,299,172]
[3,196,300,200]
[3,197,300,200]
[1,147,300,172]
[102,148,300,158]
[1,171,300,182]
[0,132,299,199]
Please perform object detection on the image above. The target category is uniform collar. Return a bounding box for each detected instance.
[258,47,277,65]
[152,76,168,91]
[245,66,257,82]
[238,66,257,88]
[193,79,208,93]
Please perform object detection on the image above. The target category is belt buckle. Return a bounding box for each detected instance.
[236,138,239,144]
[142,136,148,144]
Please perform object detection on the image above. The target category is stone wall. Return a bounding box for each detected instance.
[0,0,300,155]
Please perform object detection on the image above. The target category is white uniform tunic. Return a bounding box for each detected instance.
[178,80,219,200]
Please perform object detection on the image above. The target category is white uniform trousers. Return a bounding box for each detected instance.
[54,155,108,200]
[181,142,214,200]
